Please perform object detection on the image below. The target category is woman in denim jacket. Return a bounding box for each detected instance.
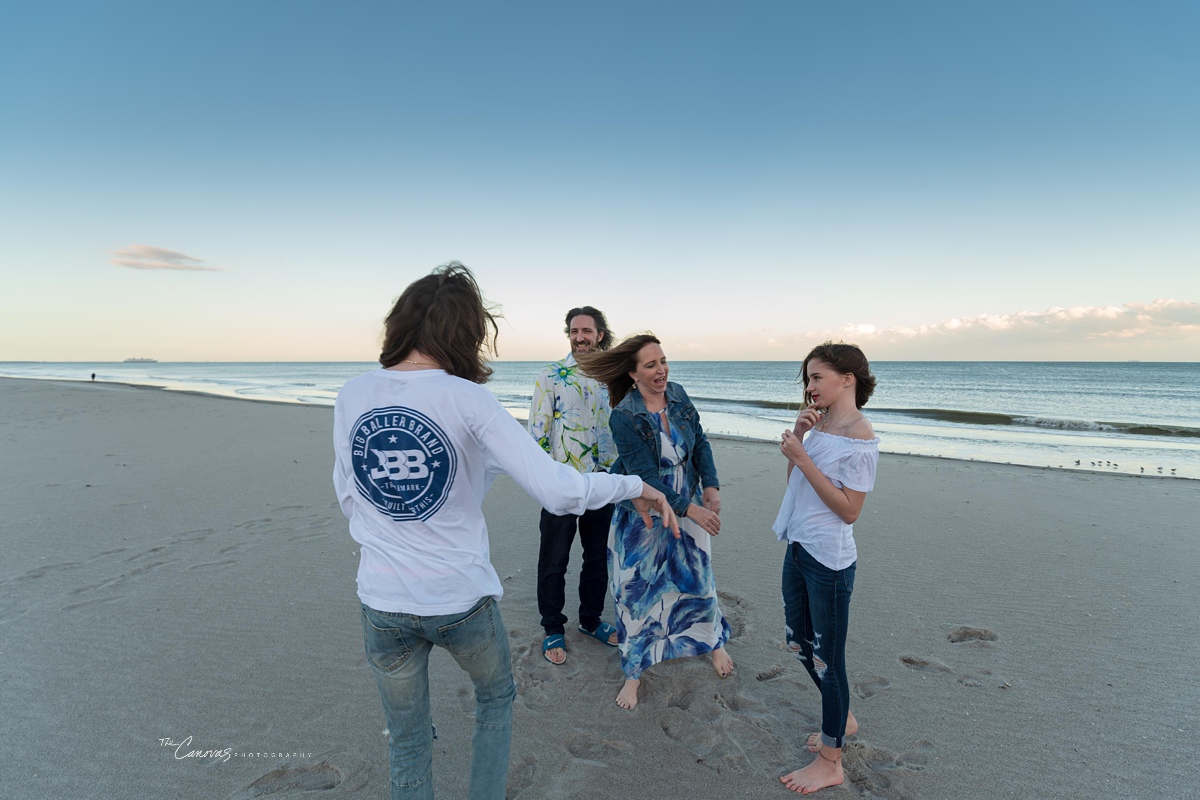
[579,334,733,710]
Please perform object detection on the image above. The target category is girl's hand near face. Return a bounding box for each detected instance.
[793,407,822,437]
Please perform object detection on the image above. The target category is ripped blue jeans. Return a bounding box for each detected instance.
[782,541,856,749]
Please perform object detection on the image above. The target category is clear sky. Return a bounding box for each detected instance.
[2,1,1197,361]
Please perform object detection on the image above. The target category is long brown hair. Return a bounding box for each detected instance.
[576,333,661,408]
[800,341,877,409]
[379,262,500,384]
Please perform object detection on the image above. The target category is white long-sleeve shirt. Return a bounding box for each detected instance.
[334,368,643,615]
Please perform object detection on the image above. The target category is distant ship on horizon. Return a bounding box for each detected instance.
[123,357,157,363]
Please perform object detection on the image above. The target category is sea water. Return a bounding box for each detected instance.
[2,360,1197,479]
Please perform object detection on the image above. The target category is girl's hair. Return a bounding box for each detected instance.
[576,333,661,407]
[379,262,500,384]
[801,341,877,409]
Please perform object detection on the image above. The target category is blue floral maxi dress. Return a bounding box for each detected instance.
[609,410,731,679]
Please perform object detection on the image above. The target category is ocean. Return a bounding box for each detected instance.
[3,360,1197,480]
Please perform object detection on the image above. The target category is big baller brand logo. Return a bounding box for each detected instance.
[350,407,457,521]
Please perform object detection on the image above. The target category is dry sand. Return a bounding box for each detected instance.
[1,377,1198,799]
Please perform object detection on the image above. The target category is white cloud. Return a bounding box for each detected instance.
[111,244,222,272]
[763,300,1200,360]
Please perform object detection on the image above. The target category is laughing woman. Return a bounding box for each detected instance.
[578,334,733,710]
[775,342,878,795]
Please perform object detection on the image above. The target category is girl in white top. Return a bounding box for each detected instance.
[333,263,677,800]
[773,342,879,795]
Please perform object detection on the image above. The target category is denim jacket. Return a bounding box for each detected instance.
[609,381,720,516]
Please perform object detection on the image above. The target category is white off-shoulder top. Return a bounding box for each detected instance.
[772,430,879,571]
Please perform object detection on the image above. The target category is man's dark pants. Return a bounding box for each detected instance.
[537,503,614,636]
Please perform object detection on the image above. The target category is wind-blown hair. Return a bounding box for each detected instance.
[800,341,877,409]
[379,262,500,384]
[576,333,661,408]
[563,306,614,351]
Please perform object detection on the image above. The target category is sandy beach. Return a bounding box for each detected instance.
[2,376,1197,799]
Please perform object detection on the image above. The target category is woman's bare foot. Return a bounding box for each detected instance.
[780,745,844,794]
[711,647,734,677]
[805,711,857,752]
[615,679,640,710]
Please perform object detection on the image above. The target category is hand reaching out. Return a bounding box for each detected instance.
[632,485,681,539]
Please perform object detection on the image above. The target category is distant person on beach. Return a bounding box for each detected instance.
[332,263,677,800]
[774,342,878,794]
[577,334,733,710]
[91,373,95,381]
[527,306,620,665]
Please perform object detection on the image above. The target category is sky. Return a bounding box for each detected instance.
[1,1,1197,362]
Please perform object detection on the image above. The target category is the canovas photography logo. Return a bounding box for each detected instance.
[159,737,312,763]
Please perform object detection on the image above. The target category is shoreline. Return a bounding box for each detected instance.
[4,374,1192,482]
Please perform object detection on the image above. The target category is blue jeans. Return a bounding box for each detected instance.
[781,542,856,749]
[361,597,516,800]
[537,504,613,635]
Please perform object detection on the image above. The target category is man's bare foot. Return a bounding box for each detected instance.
[806,711,857,752]
[615,679,640,710]
[780,746,844,794]
[711,647,734,677]
[544,646,565,665]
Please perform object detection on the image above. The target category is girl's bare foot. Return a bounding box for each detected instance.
[711,647,734,677]
[780,745,844,794]
[615,679,640,710]
[806,711,857,752]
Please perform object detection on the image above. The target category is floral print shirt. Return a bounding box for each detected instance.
[528,353,616,474]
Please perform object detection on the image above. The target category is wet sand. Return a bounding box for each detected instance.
[1,377,1197,799]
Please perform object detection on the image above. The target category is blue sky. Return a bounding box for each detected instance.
[2,1,1197,361]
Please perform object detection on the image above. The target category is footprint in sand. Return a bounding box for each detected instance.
[898,655,951,673]
[852,675,891,699]
[717,590,752,639]
[288,532,329,543]
[505,756,537,797]
[756,664,785,682]
[842,739,932,798]
[947,626,998,644]
[187,560,238,571]
[566,732,632,761]
[228,763,341,799]
[60,595,124,612]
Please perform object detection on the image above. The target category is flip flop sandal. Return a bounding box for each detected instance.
[578,621,619,646]
[542,633,566,664]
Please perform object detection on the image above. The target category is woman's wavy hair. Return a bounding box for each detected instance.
[563,306,614,351]
[800,341,877,409]
[576,333,661,408]
[379,262,500,384]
